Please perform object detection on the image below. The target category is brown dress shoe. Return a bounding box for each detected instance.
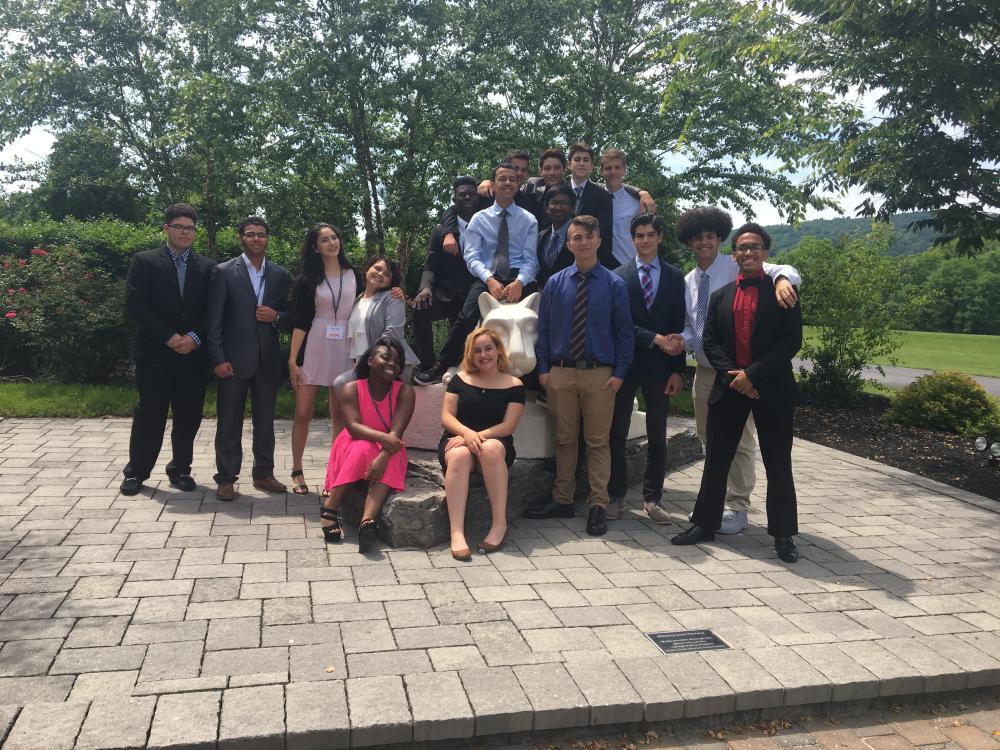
[253,476,287,494]
[216,483,237,502]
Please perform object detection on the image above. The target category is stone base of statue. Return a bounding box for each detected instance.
[335,383,705,548]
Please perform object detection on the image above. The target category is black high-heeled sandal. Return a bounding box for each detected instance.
[290,469,309,495]
[358,519,378,553]
[320,506,342,542]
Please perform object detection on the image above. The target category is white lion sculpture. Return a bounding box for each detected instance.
[440,292,541,384]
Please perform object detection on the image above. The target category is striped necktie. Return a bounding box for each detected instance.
[573,185,584,213]
[691,271,711,354]
[639,263,654,310]
[569,271,589,358]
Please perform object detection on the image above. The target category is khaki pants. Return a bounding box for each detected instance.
[693,364,754,509]
[547,365,615,508]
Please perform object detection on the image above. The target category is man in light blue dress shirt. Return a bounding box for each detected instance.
[425,162,540,377]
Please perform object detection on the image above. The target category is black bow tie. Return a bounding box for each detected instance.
[738,276,765,289]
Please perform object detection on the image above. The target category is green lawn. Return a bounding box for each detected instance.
[803,327,1000,378]
[0,382,329,419]
[0,380,695,420]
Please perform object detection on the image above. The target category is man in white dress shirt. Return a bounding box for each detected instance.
[664,207,801,534]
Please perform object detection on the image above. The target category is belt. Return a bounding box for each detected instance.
[553,359,610,370]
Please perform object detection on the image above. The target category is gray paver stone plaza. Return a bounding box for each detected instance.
[75,697,156,750]
[147,690,220,749]
[4,417,1000,748]
[404,670,475,741]
[286,681,350,750]
[218,685,285,750]
[346,675,411,746]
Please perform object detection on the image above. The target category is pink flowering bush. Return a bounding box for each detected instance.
[0,246,131,381]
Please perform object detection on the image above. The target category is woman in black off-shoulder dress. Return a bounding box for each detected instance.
[439,327,525,561]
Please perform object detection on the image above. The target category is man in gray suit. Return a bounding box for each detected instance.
[206,216,293,501]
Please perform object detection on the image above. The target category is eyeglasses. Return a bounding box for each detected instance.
[241,232,268,239]
[735,243,765,254]
[547,199,572,207]
[167,224,197,233]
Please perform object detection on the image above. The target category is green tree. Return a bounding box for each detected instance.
[789,0,1000,253]
[0,0,281,254]
[784,225,908,403]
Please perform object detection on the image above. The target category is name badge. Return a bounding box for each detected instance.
[325,324,345,340]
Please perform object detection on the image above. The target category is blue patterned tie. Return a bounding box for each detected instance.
[639,263,654,310]
[691,272,710,354]
[171,251,188,296]
[574,185,584,213]
[547,229,561,266]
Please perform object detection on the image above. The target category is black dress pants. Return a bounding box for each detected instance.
[412,294,464,371]
[608,375,669,503]
[434,272,538,372]
[124,355,207,481]
[213,364,279,484]
[692,388,797,537]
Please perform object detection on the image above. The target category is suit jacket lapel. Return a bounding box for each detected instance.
[236,256,258,302]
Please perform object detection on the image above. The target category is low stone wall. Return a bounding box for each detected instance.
[337,429,705,549]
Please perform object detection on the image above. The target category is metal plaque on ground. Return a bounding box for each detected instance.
[645,629,729,654]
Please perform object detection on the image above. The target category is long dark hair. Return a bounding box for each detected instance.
[354,336,405,381]
[297,223,353,290]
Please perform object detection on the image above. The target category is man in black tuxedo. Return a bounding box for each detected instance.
[566,142,615,268]
[120,203,215,496]
[535,184,575,288]
[608,214,686,522]
[672,223,803,563]
[412,177,477,377]
[205,216,293,501]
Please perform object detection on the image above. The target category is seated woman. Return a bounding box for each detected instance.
[338,255,418,387]
[321,336,416,553]
[439,327,525,561]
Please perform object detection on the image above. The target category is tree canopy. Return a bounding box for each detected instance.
[790,0,1000,253]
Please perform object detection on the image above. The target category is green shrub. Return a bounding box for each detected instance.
[886,371,1000,434]
[0,217,161,276]
[0,246,133,382]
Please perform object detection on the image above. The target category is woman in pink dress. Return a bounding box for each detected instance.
[321,336,415,553]
[288,224,358,495]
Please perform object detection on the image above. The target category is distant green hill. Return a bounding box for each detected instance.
[765,212,938,256]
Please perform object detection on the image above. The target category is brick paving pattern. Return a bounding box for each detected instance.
[1,417,999,748]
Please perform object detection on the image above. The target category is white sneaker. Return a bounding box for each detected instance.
[606,498,621,520]
[644,501,672,525]
[719,508,748,535]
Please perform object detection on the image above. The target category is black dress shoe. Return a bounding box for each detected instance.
[414,368,443,386]
[120,477,143,496]
[168,474,196,492]
[523,499,575,519]
[586,505,607,536]
[775,536,799,563]
[671,525,716,545]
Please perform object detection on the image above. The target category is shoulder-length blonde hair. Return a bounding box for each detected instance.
[461,327,509,374]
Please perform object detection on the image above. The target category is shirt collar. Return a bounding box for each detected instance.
[241,253,266,275]
[570,178,589,191]
[489,201,515,215]
[635,255,659,271]
[165,244,189,261]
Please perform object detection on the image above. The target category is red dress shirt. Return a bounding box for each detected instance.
[732,272,765,368]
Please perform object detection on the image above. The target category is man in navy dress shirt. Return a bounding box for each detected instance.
[527,215,634,536]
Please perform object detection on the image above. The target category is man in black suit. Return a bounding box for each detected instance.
[535,184,575,288]
[672,223,803,563]
[412,177,478,377]
[608,214,686,522]
[205,216,293,501]
[566,142,615,267]
[120,203,215,496]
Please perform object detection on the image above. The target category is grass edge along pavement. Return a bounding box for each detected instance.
[803,326,1000,378]
[0,380,698,419]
